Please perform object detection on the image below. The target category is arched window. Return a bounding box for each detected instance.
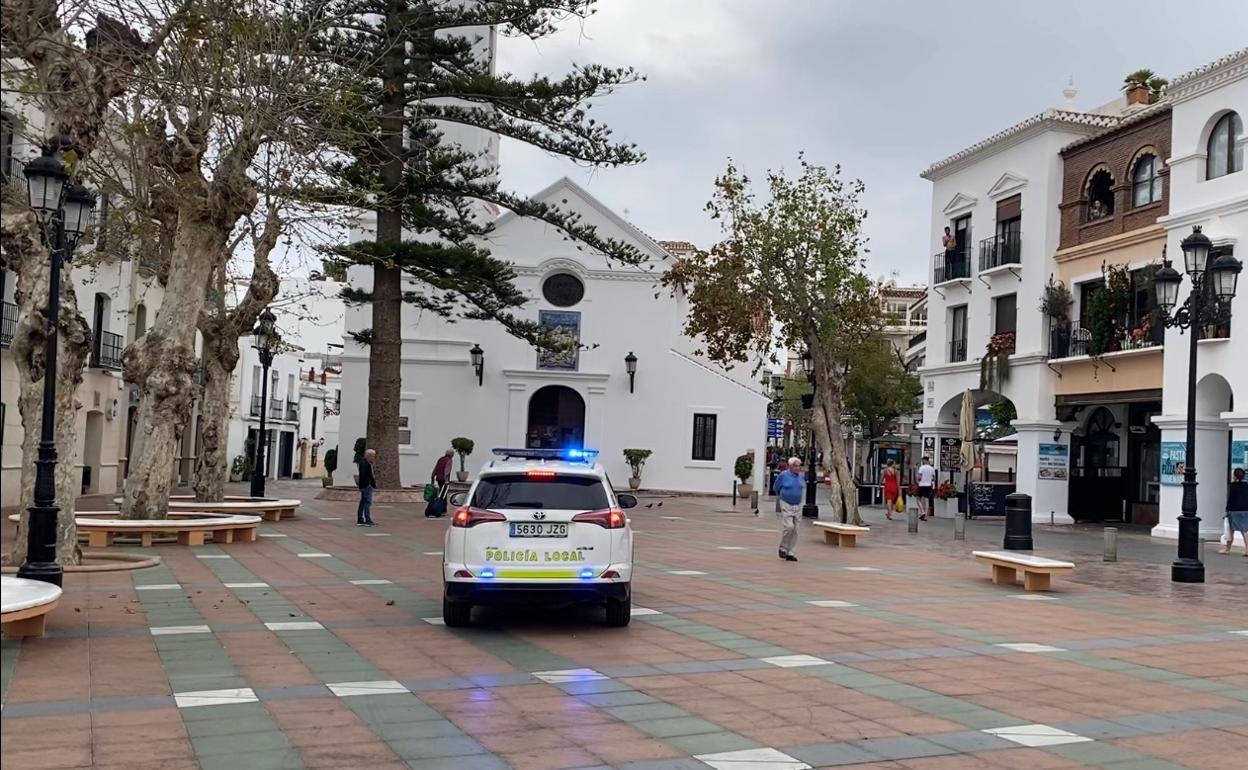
[134,303,147,338]
[1206,111,1243,179]
[1085,168,1115,222]
[1130,153,1162,206]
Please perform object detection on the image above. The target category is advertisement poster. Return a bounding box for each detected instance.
[939,437,962,471]
[1036,443,1069,480]
[1160,441,1186,486]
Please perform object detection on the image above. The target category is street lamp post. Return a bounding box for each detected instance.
[1153,226,1242,584]
[800,350,819,519]
[250,308,277,498]
[469,343,484,386]
[624,351,637,393]
[19,141,96,587]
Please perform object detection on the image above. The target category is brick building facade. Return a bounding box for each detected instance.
[1058,105,1172,249]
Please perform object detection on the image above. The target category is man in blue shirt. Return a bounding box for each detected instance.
[772,456,805,561]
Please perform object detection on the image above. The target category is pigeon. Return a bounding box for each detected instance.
[645,503,653,509]
[656,502,663,507]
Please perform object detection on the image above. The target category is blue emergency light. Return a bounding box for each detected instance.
[491,447,599,462]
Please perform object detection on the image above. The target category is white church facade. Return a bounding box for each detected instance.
[337,178,770,494]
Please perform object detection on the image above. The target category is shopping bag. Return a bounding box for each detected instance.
[895,496,905,513]
[423,483,438,503]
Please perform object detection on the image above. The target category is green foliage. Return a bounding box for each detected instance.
[321,259,347,282]
[451,437,475,473]
[734,454,754,484]
[771,376,814,436]
[1088,264,1132,355]
[986,400,1017,436]
[231,454,251,480]
[843,338,922,439]
[324,448,338,474]
[1040,277,1073,322]
[353,437,367,465]
[1122,69,1169,98]
[623,449,652,478]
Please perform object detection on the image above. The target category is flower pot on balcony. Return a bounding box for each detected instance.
[628,477,641,490]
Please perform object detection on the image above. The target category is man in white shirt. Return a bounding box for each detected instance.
[916,457,936,521]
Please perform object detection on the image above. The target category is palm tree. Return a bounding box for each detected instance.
[1123,69,1169,99]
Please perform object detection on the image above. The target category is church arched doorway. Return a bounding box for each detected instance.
[526,386,585,450]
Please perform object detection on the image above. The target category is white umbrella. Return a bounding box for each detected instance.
[959,389,976,473]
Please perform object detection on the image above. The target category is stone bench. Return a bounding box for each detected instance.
[15,512,262,547]
[1,576,63,638]
[116,496,300,522]
[813,521,870,547]
[973,550,1074,592]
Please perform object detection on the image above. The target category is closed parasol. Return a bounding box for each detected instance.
[959,389,976,471]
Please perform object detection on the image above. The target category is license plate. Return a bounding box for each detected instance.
[509,522,568,538]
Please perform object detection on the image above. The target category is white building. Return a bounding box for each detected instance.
[1153,49,1248,541]
[224,343,303,481]
[918,105,1118,522]
[338,177,770,494]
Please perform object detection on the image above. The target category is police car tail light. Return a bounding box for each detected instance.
[526,469,557,479]
[453,569,473,578]
[601,570,621,579]
[571,509,625,529]
[452,507,506,528]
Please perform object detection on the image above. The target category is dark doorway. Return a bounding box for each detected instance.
[526,385,586,449]
[278,431,295,479]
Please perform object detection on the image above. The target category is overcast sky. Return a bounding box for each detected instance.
[495,0,1247,286]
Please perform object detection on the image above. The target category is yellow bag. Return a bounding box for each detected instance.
[895,496,905,513]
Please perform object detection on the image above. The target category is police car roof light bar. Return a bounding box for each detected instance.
[491,447,599,462]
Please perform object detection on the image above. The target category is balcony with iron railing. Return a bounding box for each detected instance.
[907,329,926,350]
[269,398,283,420]
[250,394,263,417]
[1,300,16,348]
[979,231,1022,272]
[285,401,299,422]
[949,337,967,363]
[89,330,124,370]
[933,250,971,285]
[1048,319,1166,359]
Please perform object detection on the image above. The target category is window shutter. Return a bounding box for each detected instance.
[996,194,1021,221]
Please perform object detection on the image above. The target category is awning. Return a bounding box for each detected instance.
[1056,389,1161,407]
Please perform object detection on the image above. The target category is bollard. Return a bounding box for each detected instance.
[907,508,919,534]
[954,511,966,541]
[1103,527,1118,562]
[1003,493,1033,551]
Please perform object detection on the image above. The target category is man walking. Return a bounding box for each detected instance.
[916,455,936,522]
[357,448,377,527]
[432,449,454,492]
[772,456,805,562]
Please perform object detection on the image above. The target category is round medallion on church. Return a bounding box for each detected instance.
[541,273,585,307]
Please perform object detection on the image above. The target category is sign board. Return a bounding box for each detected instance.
[767,418,784,438]
[1036,443,1069,480]
[939,437,962,471]
[922,436,936,456]
[1232,440,1247,475]
[966,482,1014,517]
[1160,441,1186,486]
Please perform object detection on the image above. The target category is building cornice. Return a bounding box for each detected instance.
[1053,225,1166,264]
[512,261,660,283]
[1158,195,1248,231]
[1167,48,1248,105]
[922,110,1117,181]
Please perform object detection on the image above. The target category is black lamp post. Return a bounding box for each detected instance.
[1153,225,1242,584]
[624,351,637,393]
[19,141,96,587]
[250,308,277,498]
[800,350,819,519]
[469,343,484,386]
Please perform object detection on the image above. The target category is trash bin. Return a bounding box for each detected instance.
[1004,493,1033,551]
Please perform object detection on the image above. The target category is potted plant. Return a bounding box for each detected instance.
[352,437,366,484]
[980,331,1015,391]
[1088,264,1131,355]
[1040,277,1073,357]
[734,454,754,496]
[323,448,338,487]
[935,479,959,518]
[229,454,250,483]
[451,437,475,482]
[623,448,652,490]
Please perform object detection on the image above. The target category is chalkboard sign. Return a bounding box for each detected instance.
[967,482,1014,518]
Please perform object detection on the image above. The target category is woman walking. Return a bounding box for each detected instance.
[1217,468,1248,556]
[882,459,901,520]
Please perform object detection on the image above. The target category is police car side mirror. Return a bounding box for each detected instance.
[448,491,468,507]
[617,493,638,509]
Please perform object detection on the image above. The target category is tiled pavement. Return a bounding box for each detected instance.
[2,482,1246,770]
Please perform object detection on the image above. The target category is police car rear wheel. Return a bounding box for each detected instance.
[604,595,631,627]
[443,595,472,627]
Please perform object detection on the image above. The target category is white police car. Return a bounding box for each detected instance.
[442,448,638,627]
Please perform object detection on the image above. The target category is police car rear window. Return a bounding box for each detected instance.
[472,474,609,511]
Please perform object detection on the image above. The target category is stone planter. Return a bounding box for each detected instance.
[628,477,641,490]
[934,497,958,519]
[456,471,469,483]
[737,482,753,497]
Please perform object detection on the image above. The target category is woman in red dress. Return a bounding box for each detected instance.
[882,459,901,520]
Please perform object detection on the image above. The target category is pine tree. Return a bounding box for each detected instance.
[313,0,647,487]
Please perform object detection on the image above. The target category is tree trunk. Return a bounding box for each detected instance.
[364,4,409,490]
[192,337,238,502]
[5,225,88,566]
[121,230,219,519]
[810,344,861,526]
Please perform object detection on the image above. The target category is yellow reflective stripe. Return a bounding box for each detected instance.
[494,569,593,580]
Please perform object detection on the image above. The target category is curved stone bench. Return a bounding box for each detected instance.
[10,512,262,548]
[113,496,300,522]
[2,576,63,638]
